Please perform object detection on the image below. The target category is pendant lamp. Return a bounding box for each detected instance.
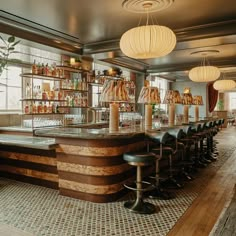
[213,80,236,90]
[189,50,221,82]
[120,0,176,59]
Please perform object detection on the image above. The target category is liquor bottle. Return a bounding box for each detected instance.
[71,96,75,107]
[78,77,82,90]
[37,86,42,99]
[25,83,32,99]
[42,90,48,100]
[37,102,42,113]
[51,102,55,113]
[32,60,37,74]
[48,102,53,113]
[41,63,45,75]
[24,103,29,114]
[29,103,32,114]
[43,102,47,113]
[82,78,87,91]
[56,104,59,113]
[45,63,49,75]
[32,102,37,114]
[49,89,55,100]
[33,85,37,99]
[74,78,78,90]
[37,63,41,75]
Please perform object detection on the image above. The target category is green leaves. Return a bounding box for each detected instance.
[7,36,15,43]
[0,35,20,76]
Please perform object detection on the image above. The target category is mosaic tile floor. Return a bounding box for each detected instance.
[0,131,235,236]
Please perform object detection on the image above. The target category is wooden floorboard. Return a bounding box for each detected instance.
[212,185,236,236]
[168,129,236,236]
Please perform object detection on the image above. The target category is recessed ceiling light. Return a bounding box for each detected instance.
[53,39,62,44]
[74,44,81,49]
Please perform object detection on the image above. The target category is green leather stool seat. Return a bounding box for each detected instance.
[123,151,158,214]
[123,152,156,165]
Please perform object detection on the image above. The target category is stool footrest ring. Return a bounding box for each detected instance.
[124,181,154,192]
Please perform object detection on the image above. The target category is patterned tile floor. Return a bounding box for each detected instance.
[0,129,235,236]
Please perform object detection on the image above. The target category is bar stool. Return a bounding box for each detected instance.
[189,122,208,168]
[148,130,183,189]
[123,151,158,214]
[195,121,212,164]
[205,121,217,161]
[169,127,194,181]
[145,131,174,199]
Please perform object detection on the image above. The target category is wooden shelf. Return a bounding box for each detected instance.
[21,73,65,80]
[60,88,88,93]
[56,65,89,73]
[88,82,103,86]
[21,99,66,102]
[21,113,66,115]
[58,106,90,109]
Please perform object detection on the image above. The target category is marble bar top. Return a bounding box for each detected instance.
[0,134,57,150]
[0,126,33,133]
[33,120,214,140]
[33,126,145,140]
[0,122,109,133]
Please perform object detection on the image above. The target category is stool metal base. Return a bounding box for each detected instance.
[124,199,157,214]
[161,177,184,189]
[148,187,174,200]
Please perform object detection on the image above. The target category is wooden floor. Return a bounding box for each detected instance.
[168,128,236,236]
[212,185,236,236]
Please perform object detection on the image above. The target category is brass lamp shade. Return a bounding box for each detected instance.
[182,93,193,105]
[163,90,181,127]
[192,96,204,105]
[138,86,161,130]
[192,95,204,122]
[181,90,193,124]
[100,79,129,102]
[100,79,129,133]
[163,90,182,104]
[138,86,161,104]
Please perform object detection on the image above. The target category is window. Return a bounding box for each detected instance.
[150,76,169,112]
[0,33,61,112]
[0,66,22,111]
[229,92,236,110]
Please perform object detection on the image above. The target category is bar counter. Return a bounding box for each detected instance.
[0,120,211,203]
[34,127,147,203]
[0,125,149,203]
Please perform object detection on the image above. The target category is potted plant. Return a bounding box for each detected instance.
[0,35,20,76]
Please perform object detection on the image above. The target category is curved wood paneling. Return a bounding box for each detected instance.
[56,137,153,202]
[0,148,58,189]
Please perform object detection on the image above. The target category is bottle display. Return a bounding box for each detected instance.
[22,62,134,129]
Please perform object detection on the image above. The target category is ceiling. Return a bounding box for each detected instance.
[1,0,236,82]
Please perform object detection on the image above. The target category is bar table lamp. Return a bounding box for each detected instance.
[182,88,193,124]
[100,79,129,132]
[138,86,161,130]
[163,90,182,127]
[192,95,204,122]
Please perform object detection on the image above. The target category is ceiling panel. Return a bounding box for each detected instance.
[0,0,236,81]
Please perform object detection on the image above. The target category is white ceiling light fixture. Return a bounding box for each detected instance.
[120,0,176,59]
[213,73,236,91]
[189,50,221,82]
